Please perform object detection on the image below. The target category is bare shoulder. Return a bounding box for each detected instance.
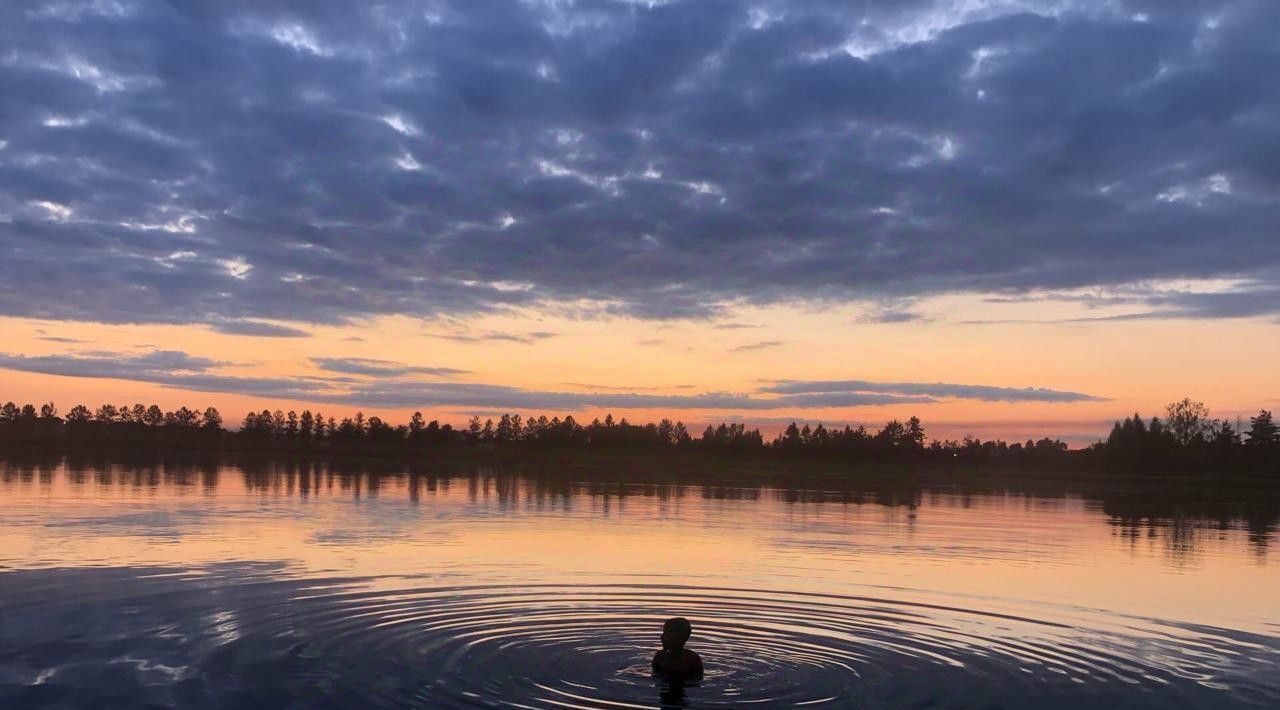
[653,648,703,678]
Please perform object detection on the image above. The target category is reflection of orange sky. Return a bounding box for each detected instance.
[1,293,1277,444]
[1,463,1276,634]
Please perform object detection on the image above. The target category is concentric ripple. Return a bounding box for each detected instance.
[3,568,1278,708]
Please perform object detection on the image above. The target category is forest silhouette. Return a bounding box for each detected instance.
[0,397,1276,475]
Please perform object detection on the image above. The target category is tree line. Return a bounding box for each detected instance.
[1099,399,1278,471]
[0,398,1275,473]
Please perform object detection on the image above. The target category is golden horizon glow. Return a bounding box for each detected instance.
[1,289,1277,445]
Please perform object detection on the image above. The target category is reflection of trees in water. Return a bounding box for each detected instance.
[1104,491,1278,562]
[1,452,221,491]
[0,453,59,484]
[1,454,1276,559]
[270,465,1279,560]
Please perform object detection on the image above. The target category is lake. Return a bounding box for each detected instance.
[1,456,1277,708]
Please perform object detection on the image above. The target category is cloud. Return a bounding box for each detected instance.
[0,349,238,396]
[713,322,763,330]
[209,319,311,338]
[857,309,928,324]
[562,382,699,392]
[762,379,1108,403]
[0,348,1099,411]
[563,382,664,392]
[1073,285,1280,322]
[37,335,89,343]
[730,340,785,352]
[0,350,223,378]
[693,414,865,428]
[0,350,315,397]
[0,349,931,409]
[0,1,1274,326]
[308,383,934,411]
[311,357,468,378]
[427,330,558,344]
[0,349,343,401]
[967,282,1280,324]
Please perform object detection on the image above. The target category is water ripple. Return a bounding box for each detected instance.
[2,568,1277,708]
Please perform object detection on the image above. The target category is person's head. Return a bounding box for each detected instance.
[661,617,692,650]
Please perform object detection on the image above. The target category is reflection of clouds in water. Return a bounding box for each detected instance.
[765,535,1047,564]
[37,504,321,540]
[42,509,212,540]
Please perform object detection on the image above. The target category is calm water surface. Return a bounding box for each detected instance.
[1,457,1277,708]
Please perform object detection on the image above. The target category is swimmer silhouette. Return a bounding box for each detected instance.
[652,617,703,682]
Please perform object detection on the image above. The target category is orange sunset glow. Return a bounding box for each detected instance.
[3,295,1276,444]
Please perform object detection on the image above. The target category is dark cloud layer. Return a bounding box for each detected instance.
[1,0,1277,326]
[0,349,1103,410]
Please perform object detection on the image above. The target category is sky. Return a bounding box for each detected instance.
[1,0,1278,444]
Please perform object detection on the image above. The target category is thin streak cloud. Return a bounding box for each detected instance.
[731,340,785,352]
[762,379,1108,403]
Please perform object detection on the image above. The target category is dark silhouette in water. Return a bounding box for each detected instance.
[652,617,703,682]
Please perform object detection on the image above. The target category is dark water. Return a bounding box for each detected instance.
[1,458,1277,708]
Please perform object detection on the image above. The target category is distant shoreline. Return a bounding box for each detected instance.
[2,399,1277,480]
